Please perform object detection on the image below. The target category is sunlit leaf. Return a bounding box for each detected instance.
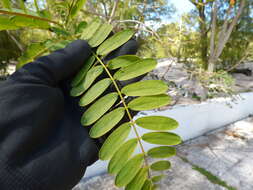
[88,23,113,47]
[150,161,171,171]
[70,65,103,97]
[151,175,164,183]
[136,116,178,130]
[126,167,148,190]
[79,78,111,106]
[90,107,125,138]
[115,154,144,187]
[108,55,141,70]
[0,16,19,30]
[81,92,118,126]
[97,29,134,56]
[142,132,182,145]
[50,27,70,36]
[10,16,50,29]
[71,56,95,87]
[121,80,168,96]
[147,146,176,158]
[19,0,27,13]
[99,123,131,160]
[128,95,171,111]
[108,138,138,175]
[81,17,101,40]
[114,58,157,81]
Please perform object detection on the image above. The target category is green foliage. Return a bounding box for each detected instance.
[0,2,182,188]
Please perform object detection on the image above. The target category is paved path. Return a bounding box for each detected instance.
[74,117,253,190]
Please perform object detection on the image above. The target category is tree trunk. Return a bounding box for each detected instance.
[198,3,208,69]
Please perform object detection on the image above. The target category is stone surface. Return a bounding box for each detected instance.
[74,117,253,190]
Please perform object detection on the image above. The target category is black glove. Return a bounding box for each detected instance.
[0,39,138,190]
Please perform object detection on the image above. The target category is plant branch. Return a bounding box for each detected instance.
[108,0,119,23]
[6,31,24,52]
[0,9,62,27]
[93,53,151,178]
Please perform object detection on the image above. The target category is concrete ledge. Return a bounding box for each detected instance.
[83,92,253,179]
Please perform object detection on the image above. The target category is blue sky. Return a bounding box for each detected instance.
[171,0,194,15]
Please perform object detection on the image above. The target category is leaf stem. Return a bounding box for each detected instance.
[93,53,151,178]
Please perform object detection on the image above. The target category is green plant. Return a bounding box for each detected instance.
[0,1,182,189]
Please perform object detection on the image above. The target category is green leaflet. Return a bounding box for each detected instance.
[151,175,164,183]
[70,0,87,19]
[142,180,152,190]
[17,43,47,69]
[81,92,118,126]
[79,78,111,106]
[147,146,176,158]
[126,167,148,190]
[142,132,182,145]
[107,55,141,70]
[115,154,144,187]
[99,123,131,160]
[50,27,70,36]
[121,80,168,96]
[1,0,11,10]
[97,29,135,56]
[70,65,103,97]
[71,56,95,87]
[75,21,87,34]
[10,16,50,29]
[150,161,171,171]
[89,107,125,138]
[46,40,71,51]
[135,116,178,131]
[108,138,138,175]
[88,23,113,47]
[114,58,157,81]
[128,95,171,111]
[0,16,19,30]
[81,17,101,40]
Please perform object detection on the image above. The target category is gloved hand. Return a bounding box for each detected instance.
[0,39,138,190]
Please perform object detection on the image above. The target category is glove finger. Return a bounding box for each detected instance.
[13,40,92,86]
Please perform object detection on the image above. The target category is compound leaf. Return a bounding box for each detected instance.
[88,23,113,47]
[108,55,141,70]
[150,161,171,171]
[99,123,131,160]
[136,116,178,131]
[121,80,168,96]
[147,146,176,158]
[81,17,101,40]
[81,92,118,126]
[115,154,144,187]
[108,138,138,175]
[71,55,95,87]
[97,29,134,56]
[142,132,182,145]
[89,107,125,138]
[114,58,157,81]
[128,95,171,111]
[79,78,111,106]
[126,167,148,190]
[70,65,103,97]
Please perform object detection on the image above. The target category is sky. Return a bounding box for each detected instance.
[171,0,194,15]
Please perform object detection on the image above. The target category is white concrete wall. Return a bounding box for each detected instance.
[83,92,253,179]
